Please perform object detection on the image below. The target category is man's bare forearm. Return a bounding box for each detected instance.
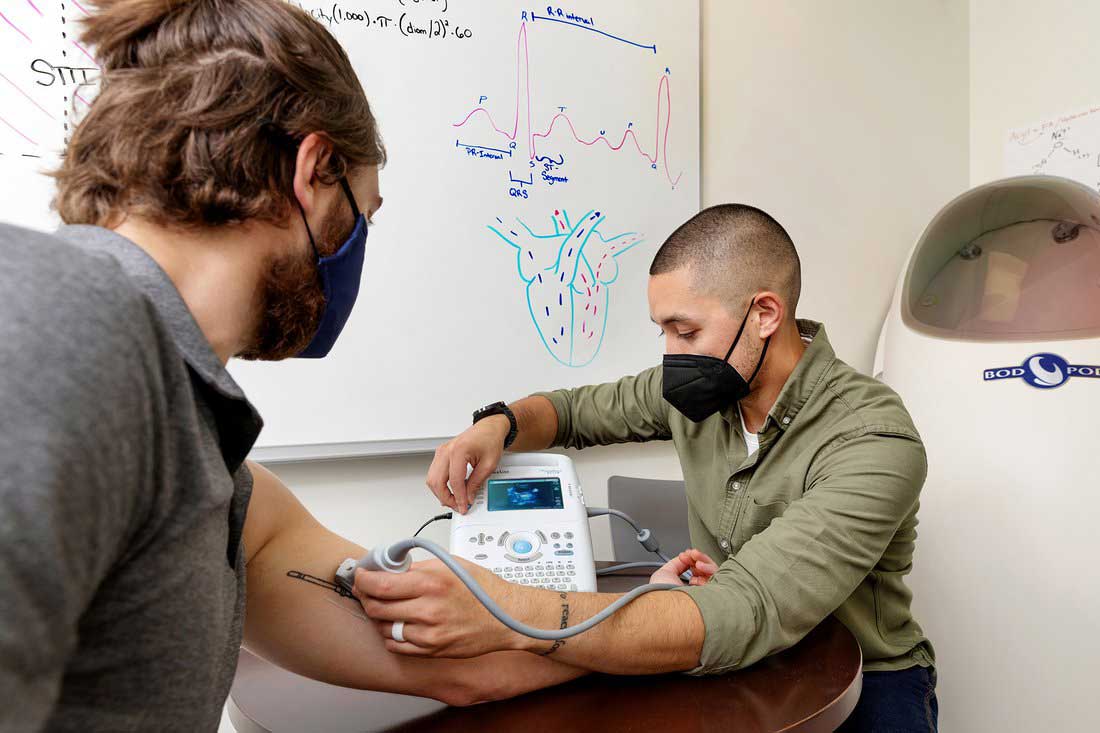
[243,462,586,705]
[499,585,705,674]
[245,523,586,704]
[509,395,558,451]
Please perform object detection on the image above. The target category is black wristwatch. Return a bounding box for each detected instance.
[473,401,518,449]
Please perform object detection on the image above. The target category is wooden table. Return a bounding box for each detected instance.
[229,564,862,733]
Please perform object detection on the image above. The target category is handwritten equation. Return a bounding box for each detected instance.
[287,0,474,40]
[1005,105,1100,190]
[0,1,478,160]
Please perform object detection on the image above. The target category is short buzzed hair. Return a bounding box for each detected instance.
[650,204,801,316]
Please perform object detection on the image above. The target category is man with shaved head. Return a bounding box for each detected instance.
[370,205,938,731]
[652,203,802,309]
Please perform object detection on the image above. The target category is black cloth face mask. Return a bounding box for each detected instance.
[661,297,771,423]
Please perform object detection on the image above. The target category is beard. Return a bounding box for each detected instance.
[237,200,354,361]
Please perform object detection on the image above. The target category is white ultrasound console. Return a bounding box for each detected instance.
[449,453,597,592]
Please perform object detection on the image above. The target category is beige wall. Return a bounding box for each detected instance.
[970,0,1100,184]
[703,0,969,366]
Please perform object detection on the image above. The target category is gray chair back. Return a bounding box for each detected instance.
[607,476,691,562]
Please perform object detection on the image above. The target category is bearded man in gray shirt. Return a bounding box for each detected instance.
[0,1,583,730]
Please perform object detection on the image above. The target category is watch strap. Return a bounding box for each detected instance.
[473,401,518,449]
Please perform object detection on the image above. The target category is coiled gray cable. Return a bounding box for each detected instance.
[340,538,677,641]
[586,507,671,562]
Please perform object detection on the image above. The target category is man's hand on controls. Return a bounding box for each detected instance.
[353,556,522,658]
[649,549,719,586]
[426,415,511,514]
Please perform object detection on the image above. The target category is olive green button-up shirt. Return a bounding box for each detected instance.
[536,320,934,674]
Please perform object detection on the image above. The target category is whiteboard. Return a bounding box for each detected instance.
[1005,103,1100,188]
[0,1,90,230]
[0,1,700,458]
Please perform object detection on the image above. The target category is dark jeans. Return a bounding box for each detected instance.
[837,665,938,733]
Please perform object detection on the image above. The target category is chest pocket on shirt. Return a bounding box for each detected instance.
[736,465,803,544]
[740,496,789,542]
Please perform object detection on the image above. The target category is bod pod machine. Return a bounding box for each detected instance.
[875,175,1100,732]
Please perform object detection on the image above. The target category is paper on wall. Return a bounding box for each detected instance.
[1005,105,1100,189]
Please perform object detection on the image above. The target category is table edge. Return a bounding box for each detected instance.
[777,633,863,733]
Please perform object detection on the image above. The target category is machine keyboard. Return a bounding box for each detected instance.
[495,561,578,591]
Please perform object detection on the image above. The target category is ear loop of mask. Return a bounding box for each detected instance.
[338,176,361,220]
[294,196,321,262]
[258,118,323,264]
[724,296,770,386]
[723,296,758,362]
[747,334,771,385]
[293,176,361,263]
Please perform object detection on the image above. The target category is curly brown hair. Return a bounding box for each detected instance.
[52,0,386,229]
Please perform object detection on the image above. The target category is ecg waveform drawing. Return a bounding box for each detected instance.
[453,20,682,188]
[490,209,644,367]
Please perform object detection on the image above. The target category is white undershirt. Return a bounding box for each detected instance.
[737,329,811,455]
[739,408,759,456]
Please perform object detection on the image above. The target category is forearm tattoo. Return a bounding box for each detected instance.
[285,570,372,623]
[539,592,570,656]
[287,570,355,599]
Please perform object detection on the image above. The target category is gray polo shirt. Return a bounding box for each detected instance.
[0,223,263,732]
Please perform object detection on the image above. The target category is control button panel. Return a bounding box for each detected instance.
[498,560,578,591]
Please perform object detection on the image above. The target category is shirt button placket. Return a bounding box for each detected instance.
[730,480,744,552]
[719,475,745,554]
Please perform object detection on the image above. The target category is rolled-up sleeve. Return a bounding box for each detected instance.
[678,429,927,674]
[533,365,672,450]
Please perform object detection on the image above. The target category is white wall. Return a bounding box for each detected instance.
[703,0,970,367]
[970,0,1100,185]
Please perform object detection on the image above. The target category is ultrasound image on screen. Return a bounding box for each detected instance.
[487,478,564,511]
